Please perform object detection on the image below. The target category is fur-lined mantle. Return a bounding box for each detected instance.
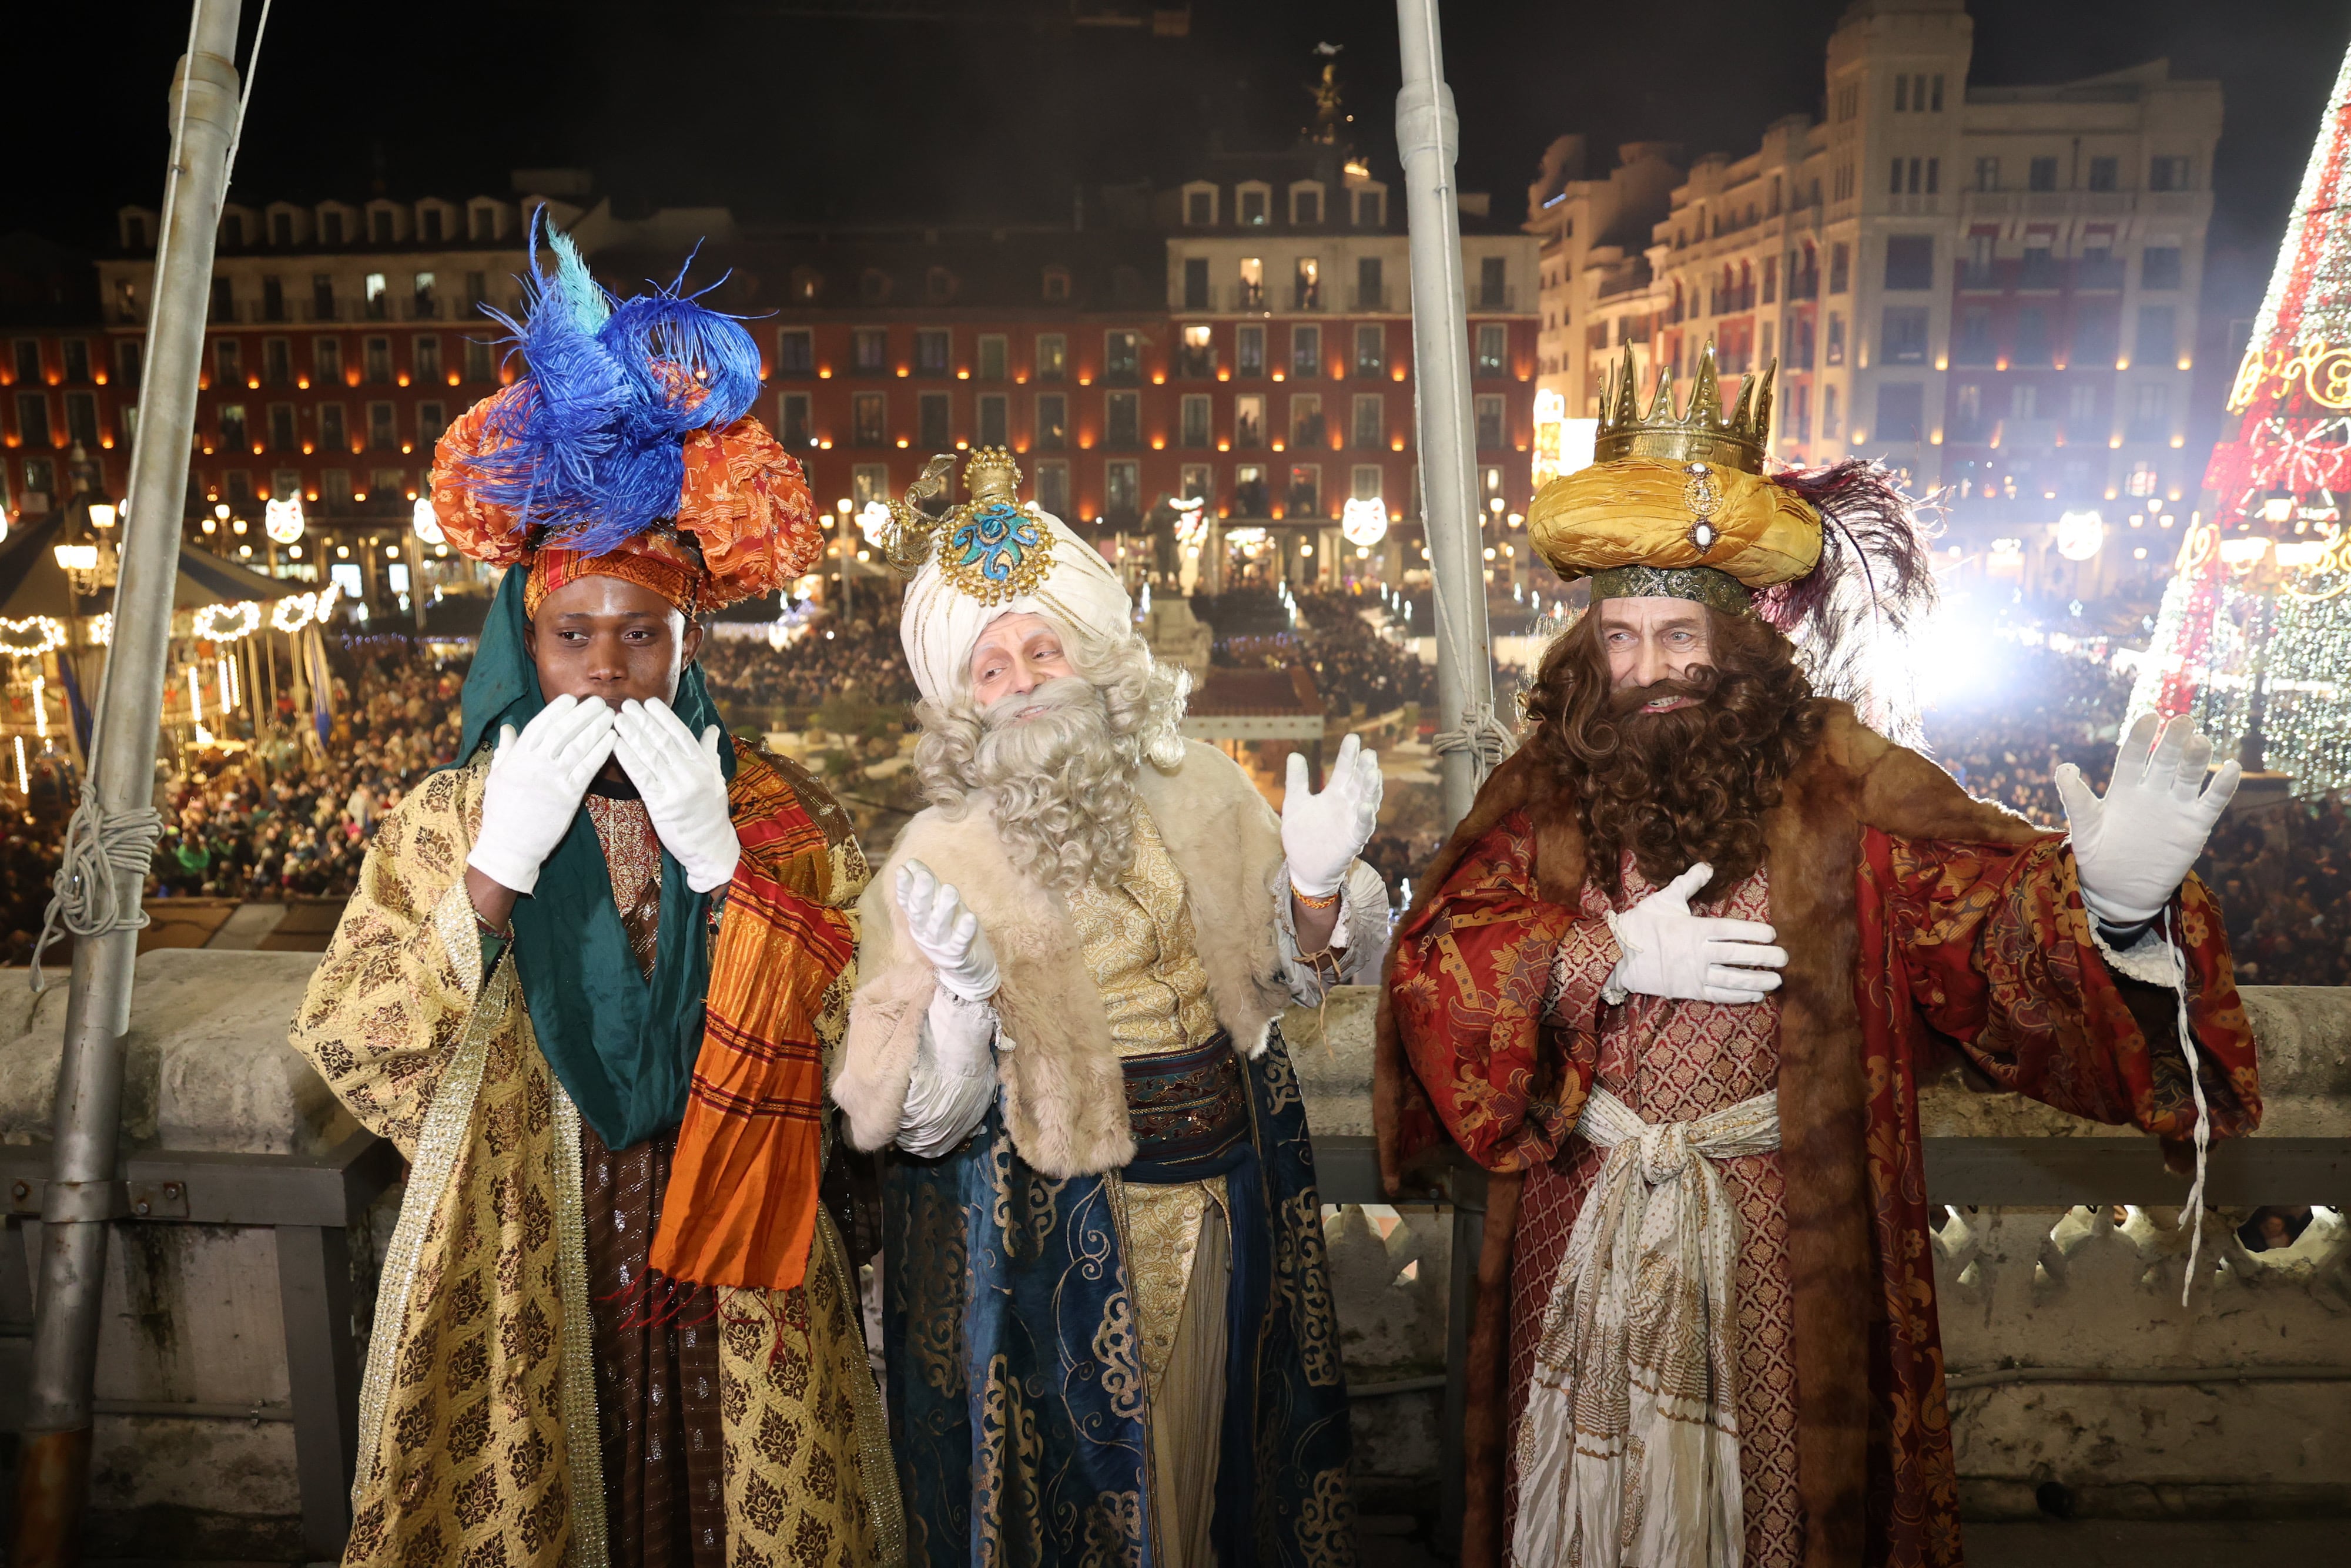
[833,739,1297,1178]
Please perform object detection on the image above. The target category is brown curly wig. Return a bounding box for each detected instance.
[1522,607,1826,903]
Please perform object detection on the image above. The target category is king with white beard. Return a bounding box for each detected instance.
[834,448,1382,1568]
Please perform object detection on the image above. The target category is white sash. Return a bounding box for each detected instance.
[1511,1084,1780,1568]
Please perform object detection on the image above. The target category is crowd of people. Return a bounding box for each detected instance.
[1918,636,2351,986]
[0,601,2342,987]
[699,618,921,715]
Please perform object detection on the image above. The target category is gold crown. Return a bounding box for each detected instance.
[963,446,1022,501]
[1595,341,1776,475]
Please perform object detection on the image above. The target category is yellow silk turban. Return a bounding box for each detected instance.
[1528,457,1824,611]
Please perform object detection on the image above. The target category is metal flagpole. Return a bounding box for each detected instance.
[1395,0,1499,834]
[16,2,244,1560]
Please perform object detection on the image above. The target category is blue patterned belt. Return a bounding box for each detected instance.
[1121,1031,1250,1184]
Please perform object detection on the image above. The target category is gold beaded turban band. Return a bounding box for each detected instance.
[1528,344,1823,615]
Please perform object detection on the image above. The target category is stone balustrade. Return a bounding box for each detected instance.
[0,957,2342,1553]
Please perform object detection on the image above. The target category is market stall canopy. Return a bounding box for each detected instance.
[0,512,304,620]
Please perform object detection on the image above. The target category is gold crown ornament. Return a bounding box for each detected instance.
[1529,343,1820,611]
[880,447,1056,605]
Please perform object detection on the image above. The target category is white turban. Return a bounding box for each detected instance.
[897,502,1138,705]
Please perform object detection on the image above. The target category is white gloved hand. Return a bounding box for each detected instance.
[612,698,741,893]
[1282,732,1384,897]
[1608,862,1789,1006]
[2056,712,2242,927]
[467,695,617,896]
[897,859,1001,1004]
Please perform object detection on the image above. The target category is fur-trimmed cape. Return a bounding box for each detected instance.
[835,739,1370,1177]
[1375,702,2258,1568]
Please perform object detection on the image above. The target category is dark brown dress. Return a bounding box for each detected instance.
[580,786,728,1568]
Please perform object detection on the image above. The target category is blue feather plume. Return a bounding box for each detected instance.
[458,210,762,557]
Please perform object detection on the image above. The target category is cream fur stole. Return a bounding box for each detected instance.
[832,739,1295,1178]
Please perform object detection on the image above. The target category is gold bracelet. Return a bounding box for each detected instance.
[1291,883,1342,910]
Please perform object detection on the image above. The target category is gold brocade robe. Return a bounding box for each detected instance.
[292,755,892,1568]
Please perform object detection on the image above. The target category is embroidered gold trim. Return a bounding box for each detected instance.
[550,1080,612,1568]
[817,1207,907,1568]
[350,950,501,1507]
[431,879,485,1006]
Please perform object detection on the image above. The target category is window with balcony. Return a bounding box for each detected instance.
[1975,156,2000,193]
[1105,460,1139,523]
[1352,394,1384,450]
[2020,246,2060,290]
[917,392,950,450]
[1177,324,1215,379]
[1238,257,1265,310]
[1036,393,1068,448]
[2074,304,2121,367]
[1180,394,1211,448]
[1183,257,1210,310]
[778,329,814,376]
[1468,323,1503,380]
[260,337,290,388]
[1951,382,1982,440]
[408,337,437,388]
[1105,330,1141,383]
[1291,185,1323,226]
[63,391,96,448]
[1293,258,1321,311]
[260,276,286,323]
[2088,157,2119,193]
[463,338,493,384]
[1106,390,1140,448]
[1234,394,1265,449]
[1234,464,1269,516]
[1825,313,1846,366]
[1288,394,1323,450]
[1822,385,1841,441]
[1352,256,1386,313]
[1351,464,1383,503]
[418,402,446,445]
[364,336,392,384]
[1354,189,1385,227]
[215,339,241,387]
[1761,256,1778,306]
[1954,306,1994,366]
[853,329,889,376]
[310,274,336,321]
[2077,246,2124,290]
[1478,256,1508,310]
[1180,463,1213,504]
[1239,186,1269,226]
[2028,156,2059,192]
[1883,307,1930,364]
[1287,463,1322,518]
[977,334,1007,381]
[976,394,1007,447]
[210,277,235,323]
[1874,384,1923,445]
[2141,247,2183,291]
[364,273,390,320]
[1884,236,1934,290]
[1036,334,1067,381]
[1354,323,1385,376]
[1237,325,1265,378]
[1786,383,1811,442]
[2129,382,2171,443]
[413,272,437,319]
[1036,460,1070,519]
[779,391,812,448]
[1291,324,1321,379]
[852,392,886,446]
[1475,394,1505,450]
[1787,317,1815,369]
[2149,156,2191,192]
[915,330,951,377]
[2015,304,2052,366]
[1829,242,1850,294]
[2135,306,2178,367]
[367,401,397,451]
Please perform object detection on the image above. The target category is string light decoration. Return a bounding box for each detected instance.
[193,601,263,643]
[0,617,68,659]
[269,581,344,634]
[2132,33,2351,795]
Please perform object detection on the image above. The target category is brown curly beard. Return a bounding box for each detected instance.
[1522,607,1825,903]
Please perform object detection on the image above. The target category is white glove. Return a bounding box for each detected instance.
[1607,862,1788,1006]
[467,695,615,896]
[2056,712,2241,927]
[1282,732,1384,897]
[897,859,1001,1004]
[612,698,741,893]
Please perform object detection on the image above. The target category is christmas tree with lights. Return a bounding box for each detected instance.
[2129,38,2351,796]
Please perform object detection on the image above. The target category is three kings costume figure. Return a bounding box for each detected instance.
[294,229,902,1568]
[1377,347,2263,1568]
[832,450,1381,1567]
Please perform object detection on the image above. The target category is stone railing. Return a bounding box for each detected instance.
[0,957,2342,1555]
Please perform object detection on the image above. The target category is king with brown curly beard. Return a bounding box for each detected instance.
[1377,347,2262,1568]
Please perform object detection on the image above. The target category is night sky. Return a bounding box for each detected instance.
[15,0,2350,321]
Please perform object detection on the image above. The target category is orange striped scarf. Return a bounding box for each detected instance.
[649,746,860,1292]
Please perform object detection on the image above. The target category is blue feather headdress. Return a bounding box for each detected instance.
[457,212,764,558]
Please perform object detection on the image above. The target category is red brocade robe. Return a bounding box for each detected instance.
[1373,704,2260,1568]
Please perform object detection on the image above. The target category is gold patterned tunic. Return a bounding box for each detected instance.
[292,755,894,1568]
[1064,803,1236,1568]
